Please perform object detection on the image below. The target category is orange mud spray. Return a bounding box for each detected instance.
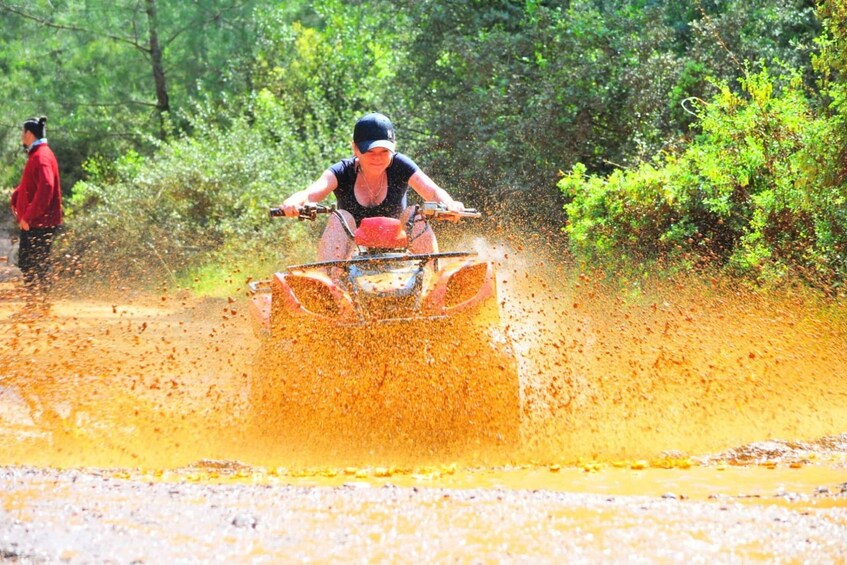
[0,241,846,477]
[498,243,847,466]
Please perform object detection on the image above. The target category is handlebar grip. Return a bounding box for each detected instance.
[269,203,336,220]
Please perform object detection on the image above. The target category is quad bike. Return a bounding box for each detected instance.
[247,202,520,458]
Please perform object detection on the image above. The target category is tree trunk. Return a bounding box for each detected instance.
[145,0,169,138]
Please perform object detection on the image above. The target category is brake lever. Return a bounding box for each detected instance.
[298,204,318,221]
[298,203,337,221]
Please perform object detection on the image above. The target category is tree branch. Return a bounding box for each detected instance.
[0,2,151,54]
[162,0,254,48]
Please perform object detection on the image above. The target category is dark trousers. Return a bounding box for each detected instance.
[18,226,58,298]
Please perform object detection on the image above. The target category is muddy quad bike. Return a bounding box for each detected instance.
[247,202,520,458]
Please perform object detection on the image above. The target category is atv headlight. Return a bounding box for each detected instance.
[444,263,489,308]
[287,276,340,316]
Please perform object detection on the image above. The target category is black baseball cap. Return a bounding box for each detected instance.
[353,112,396,153]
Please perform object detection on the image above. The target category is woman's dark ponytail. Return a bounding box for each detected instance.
[23,116,47,139]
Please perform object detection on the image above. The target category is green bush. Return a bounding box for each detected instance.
[62,106,322,290]
[559,66,847,290]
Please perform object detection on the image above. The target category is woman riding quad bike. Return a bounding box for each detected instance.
[247,114,521,459]
[278,112,466,262]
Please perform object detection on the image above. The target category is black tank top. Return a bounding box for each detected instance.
[329,153,419,224]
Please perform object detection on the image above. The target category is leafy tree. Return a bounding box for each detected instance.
[397,0,820,227]
[3,0,838,292]
[60,0,412,287]
[810,0,847,180]
[677,0,820,118]
[250,0,410,166]
[0,0,260,191]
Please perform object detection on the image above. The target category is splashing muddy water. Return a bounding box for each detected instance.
[1,247,846,473]
[0,241,846,561]
[501,257,847,463]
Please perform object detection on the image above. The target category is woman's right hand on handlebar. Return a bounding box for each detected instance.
[280,194,309,217]
[280,171,338,217]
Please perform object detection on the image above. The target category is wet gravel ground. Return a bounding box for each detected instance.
[1,466,846,563]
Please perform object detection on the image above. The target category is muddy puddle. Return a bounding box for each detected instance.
[0,247,846,561]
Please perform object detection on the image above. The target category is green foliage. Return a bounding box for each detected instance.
[0,0,260,190]
[64,108,317,287]
[251,0,410,160]
[397,0,820,224]
[2,0,843,295]
[60,1,408,290]
[814,0,847,80]
[560,66,847,289]
[809,0,847,185]
[686,0,820,80]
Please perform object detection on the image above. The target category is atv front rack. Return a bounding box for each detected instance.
[284,251,478,272]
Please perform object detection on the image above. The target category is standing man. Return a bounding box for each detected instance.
[10,116,63,310]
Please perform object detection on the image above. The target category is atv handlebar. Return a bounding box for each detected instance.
[419,202,481,220]
[269,202,480,221]
[269,203,336,221]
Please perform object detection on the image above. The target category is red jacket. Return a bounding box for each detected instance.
[10,142,63,228]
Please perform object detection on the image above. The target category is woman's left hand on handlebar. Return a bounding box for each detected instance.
[445,200,465,221]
